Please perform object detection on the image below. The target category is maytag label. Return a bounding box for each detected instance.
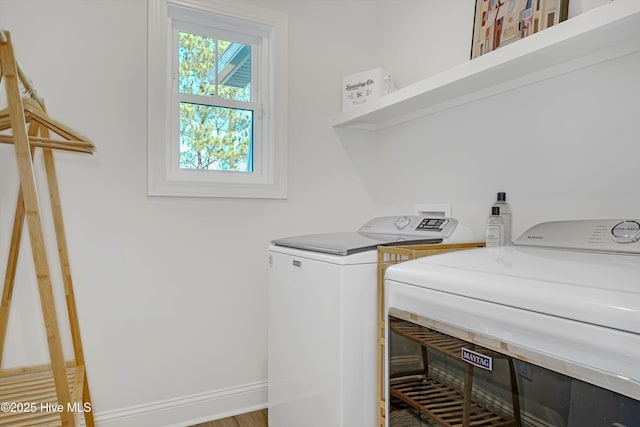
[461,347,493,371]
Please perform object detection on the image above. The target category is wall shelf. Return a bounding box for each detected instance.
[330,0,640,131]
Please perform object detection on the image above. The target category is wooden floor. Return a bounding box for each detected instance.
[190,409,268,427]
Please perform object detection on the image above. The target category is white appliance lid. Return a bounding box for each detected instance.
[271,232,385,256]
[385,246,640,334]
[270,232,441,256]
[270,216,461,256]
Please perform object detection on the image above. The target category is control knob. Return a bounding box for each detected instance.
[394,216,411,230]
[611,220,640,243]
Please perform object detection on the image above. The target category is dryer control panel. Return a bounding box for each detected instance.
[514,219,640,254]
[358,215,458,238]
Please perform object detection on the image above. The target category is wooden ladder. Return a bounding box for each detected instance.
[0,29,95,427]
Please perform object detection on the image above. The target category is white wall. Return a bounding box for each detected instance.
[374,51,640,238]
[368,0,640,240]
[0,0,378,425]
[377,0,476,88]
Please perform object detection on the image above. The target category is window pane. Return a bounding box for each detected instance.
[178,32,251,101]
[179,102,253,172]
[218,42,251,102]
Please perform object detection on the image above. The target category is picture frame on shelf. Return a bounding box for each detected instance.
[471,0,569,59]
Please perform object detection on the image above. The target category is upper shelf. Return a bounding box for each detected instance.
[330,0,640,131]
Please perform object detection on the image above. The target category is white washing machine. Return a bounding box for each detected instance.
[267,215,474,427]
[384,219,640,427]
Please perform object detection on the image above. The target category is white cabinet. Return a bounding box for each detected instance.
[330,0,640,131]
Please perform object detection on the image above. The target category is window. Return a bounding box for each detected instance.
[148,0,288,198]
[176,32,256,173]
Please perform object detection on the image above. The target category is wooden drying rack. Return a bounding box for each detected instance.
[0,29,95,426]
[377,242,485,427]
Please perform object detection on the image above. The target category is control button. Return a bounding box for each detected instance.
[394,216,411,230]
[416,218,447,231]
[611,220,640,243]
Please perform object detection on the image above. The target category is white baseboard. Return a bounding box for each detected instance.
[85,381,267,427]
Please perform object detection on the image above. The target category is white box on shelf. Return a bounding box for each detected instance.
[342,68,394,112]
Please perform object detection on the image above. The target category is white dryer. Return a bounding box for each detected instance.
[267,215,473,427]
[384,219,640,427]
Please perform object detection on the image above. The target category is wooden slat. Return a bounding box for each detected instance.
[0,367,81,426]
[388,317,524,427]
[23,98,92,146]
[0,97,94,148]
[43,140,94,427]
[0,135,95,153]
[0,373,71,392]
[0,361,77,379]
[389,318,507,360]
[390,375,517,427]
[70,366,84,405]
[0,31,74,427]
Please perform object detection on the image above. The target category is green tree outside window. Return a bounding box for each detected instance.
[177,32,253,172]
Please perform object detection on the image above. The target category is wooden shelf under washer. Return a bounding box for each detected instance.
[390,375,517,427]
[377,242,485,427]
[389,317,507,361]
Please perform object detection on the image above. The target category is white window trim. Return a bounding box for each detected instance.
[147,0,288,198]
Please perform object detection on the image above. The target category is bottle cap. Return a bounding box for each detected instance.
[497,192,507,202]
[492,206,500,215]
